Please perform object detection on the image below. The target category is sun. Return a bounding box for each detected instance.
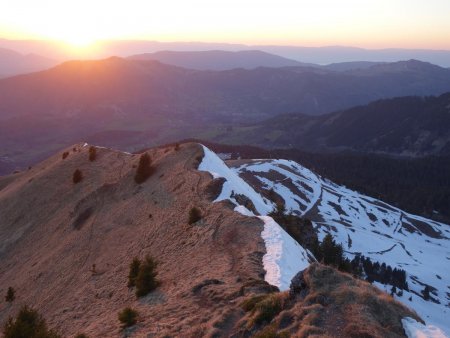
[43,23,99,52]
[64,35,96,48]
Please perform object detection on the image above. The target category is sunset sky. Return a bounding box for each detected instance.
[1,0,449,50]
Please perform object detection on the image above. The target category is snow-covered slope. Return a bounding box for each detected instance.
[231,159,450,336]
[402,317,446,338]
[198,146,310,291]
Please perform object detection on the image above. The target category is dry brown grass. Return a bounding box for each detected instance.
[0,143,423,338]
[239,263,421,338]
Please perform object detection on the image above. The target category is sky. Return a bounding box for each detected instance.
[0,0,449,50]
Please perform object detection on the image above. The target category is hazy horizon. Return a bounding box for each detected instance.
[1,0,450,51]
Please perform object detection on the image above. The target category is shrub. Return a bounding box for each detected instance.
[254,325,289,338]
[128,257,141,287]
[5,287,15,303]
[253,294,283,325]
[135,255,160,297]
[241,294,268,312]
[73,169,83,184]
[134,153,153,184]
[2,305,61,338]
[174,143,180,151]
[62,152,69,160]
[188,207,202,225]
[88,146,97,161]
[118,307,138,328]
[422,285,430,300]
[74,334,89,338]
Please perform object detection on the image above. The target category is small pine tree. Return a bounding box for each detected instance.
[62,152,69,160]
[128,257,141,287]
[134,153,153,184]
[135,255,160,297]
[269,202,286,217]
[422,285,430,300]
[72,169,83,184]
[5,287,15,303]
[188,207,202,225]
[320,234,344,267]
[390,285,397,296]
[174,143,180,151]
[88,146,97,161]
[2,305,61,338]
[74,334,89,338]
[118,307,138,328]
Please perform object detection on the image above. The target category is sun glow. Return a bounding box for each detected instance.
[61,35,96,48]
[0,0,450,51]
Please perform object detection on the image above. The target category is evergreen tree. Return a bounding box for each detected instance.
[118,307,138,328]
[320,234,344,267]
[390,285,397,296]
[5,287,15,303]
[134,153,153,184]
[188,207,202,225]
[422,285,430,300]
[128,257,141,287]
[88,146,97,161]
[135,255,160,297]
[72,169,83,184]
[3,306,61,338]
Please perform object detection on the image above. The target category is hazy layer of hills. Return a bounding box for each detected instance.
[2,38,450,67]
[3,57,449,121]
[128,50,316,70]
[1,57,450,173]
[214,93,450,156]
[128,51,387,71]
[0,47,57,78]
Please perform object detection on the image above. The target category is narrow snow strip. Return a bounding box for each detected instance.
[259,216,310,291]
[198,145,310,291]
[402,317,447,338]
[234,205,255,217]
[81,142,132,155]
[198,145,273,215]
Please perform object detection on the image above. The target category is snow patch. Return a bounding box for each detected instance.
[198,145,310,291]
[259,216,310,291]
[198,145,273,215]
[402,317,447,338]
[232,158,450,335]
[234,205,255,217]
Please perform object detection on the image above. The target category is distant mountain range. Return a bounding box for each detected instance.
[0,47,57,78]
[1,57,449,121]
[1,57,450,171]
[128,50,316,70]
[1,38,450,67]
[214,92,450,156]
[128,50,388,71]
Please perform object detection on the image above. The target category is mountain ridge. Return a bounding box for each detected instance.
[127,50,316,70]
[213,92,450,157]
[2,58,450,172]
[1,142,445,337]
[0,47,58,78]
